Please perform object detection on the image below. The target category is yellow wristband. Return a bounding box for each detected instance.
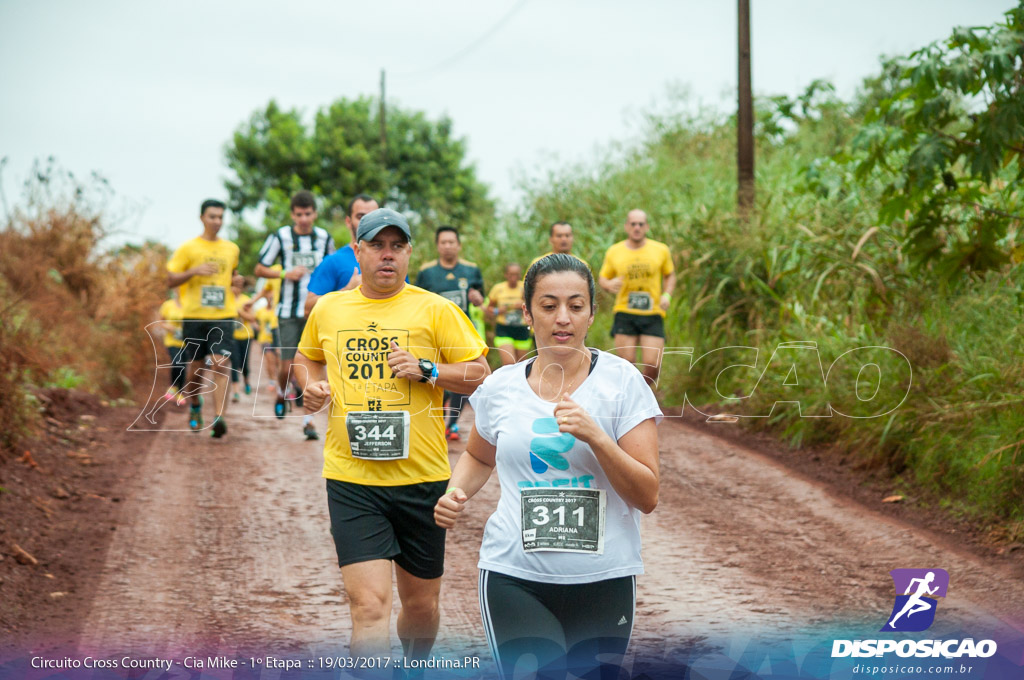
[446,487,462,495]
[661,293,671,301]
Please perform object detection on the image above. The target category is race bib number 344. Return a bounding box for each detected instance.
[346,411,410,460]
[520,488,606,554]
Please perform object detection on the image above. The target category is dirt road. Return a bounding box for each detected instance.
[67,382,1024,671]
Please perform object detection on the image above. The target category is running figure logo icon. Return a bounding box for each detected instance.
[881,568,949,632]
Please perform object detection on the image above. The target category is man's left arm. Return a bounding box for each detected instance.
[660,272,676,311]
[660,248,676,310]
[387,344,490,394]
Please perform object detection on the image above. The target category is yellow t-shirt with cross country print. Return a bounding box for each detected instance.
[166,237,240,320]
[599,239,674,317]
[299,284,488,486]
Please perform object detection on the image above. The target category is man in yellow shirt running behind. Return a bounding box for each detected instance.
[165,198,243,437]
[598,208,675,386]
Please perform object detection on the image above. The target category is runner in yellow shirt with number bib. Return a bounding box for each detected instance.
[487,263,531,365]
[300,283,486,485]
[165,199,242,437]
[598,208,676,386]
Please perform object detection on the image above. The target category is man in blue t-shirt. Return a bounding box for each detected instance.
[304,193,379,315]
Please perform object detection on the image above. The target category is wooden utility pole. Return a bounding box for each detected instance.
[380,69,387,166]
[737,0,754,218]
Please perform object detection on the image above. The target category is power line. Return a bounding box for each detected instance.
[393,0,529,80]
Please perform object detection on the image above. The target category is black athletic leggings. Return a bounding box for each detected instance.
[479,570,635,680]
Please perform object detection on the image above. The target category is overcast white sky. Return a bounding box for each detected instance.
[0,0,1013,249]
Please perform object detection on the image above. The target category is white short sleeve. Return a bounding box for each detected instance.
[469,377,497,445]
[611,365,663,441]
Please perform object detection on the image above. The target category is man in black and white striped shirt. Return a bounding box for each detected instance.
[254,190,336,439]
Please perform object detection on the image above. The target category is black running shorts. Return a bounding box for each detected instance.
[494,323,531,342]
[610,312,665,339]
[325,478,448,580]
[278,317,307,361]
[180,319,235,362]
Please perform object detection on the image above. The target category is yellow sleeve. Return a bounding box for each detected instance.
[167,243,191,273]
[661,244,674,275]
[298,305,326,363]
[487,283,502,301]
[599,248,616,279]
[434,300,487,364]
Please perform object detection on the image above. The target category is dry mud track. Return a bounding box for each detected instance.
[75,388,1024,670]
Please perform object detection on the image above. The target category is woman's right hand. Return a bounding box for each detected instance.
[434,488,468,528]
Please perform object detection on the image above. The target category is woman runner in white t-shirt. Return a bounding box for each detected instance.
[435,253,662,680]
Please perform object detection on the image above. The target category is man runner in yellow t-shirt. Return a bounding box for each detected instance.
[486,262,530,365]
[294,208,489,664]
[166,199,243,437]
[598,208,676,386]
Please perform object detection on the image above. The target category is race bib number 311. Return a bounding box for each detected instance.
[346,411,411,460]
[520,488,606,554]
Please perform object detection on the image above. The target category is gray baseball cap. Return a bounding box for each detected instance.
[356,208,412,243]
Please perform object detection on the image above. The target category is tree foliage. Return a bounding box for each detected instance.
[223,97,494,243]
[835,3,1024,277]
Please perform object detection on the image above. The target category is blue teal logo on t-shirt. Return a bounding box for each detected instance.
[529,417,575,474]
